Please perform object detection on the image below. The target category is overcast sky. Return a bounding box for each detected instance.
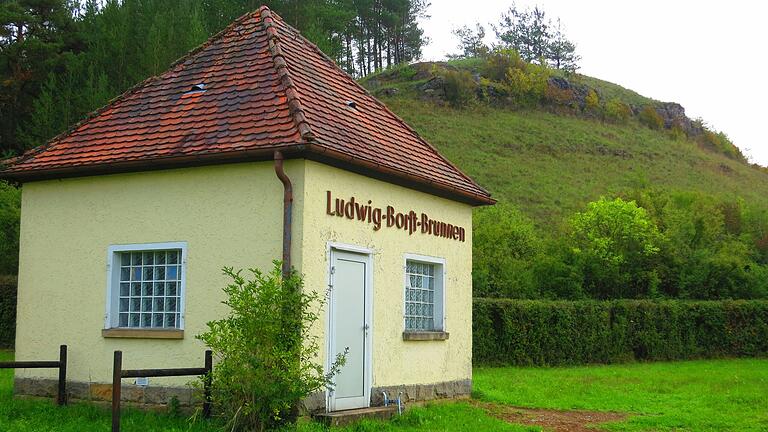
[419,0,768,166]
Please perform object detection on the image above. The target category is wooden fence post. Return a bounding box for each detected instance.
[203,350,212,418]
[112,351,122,432]
[57,345,67,406]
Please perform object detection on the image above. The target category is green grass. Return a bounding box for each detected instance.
[376,97,768,224]
[0,350,532,432]
[564,72,659,107]
[474,359,768,431]
[3,349,768,431]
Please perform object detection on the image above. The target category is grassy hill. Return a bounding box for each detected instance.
[362,63,768,225]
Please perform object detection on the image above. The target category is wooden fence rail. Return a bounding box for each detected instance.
[111,349,212,432]
[0,345,67,406]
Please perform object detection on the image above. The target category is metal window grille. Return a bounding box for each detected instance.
[117,250,182,329]
[405,261,436,331]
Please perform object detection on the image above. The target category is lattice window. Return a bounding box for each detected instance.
[116,249,182,329]
[405,260,437,331]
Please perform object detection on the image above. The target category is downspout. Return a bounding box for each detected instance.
[274,150,292,278]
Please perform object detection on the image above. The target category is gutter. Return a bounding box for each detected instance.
[0,145,494,206]
[273,150,293,277]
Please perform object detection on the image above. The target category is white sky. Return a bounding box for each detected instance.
[419,0,768,166]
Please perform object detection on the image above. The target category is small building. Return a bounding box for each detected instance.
[0,6,493,412]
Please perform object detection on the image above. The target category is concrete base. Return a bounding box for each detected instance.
[371,379,472,406]
[14,377,472,413]
[13,377,200,410]
[314,406,400,427]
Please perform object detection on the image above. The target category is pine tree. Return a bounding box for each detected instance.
[449,23,488,59]
[547,18,580,72]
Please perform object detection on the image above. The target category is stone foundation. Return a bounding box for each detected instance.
[15,377,471,412]
[14,377,201,409]
[371,379,472,406]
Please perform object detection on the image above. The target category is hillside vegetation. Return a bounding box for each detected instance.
[362,60,768,300]
[363,62,767,225]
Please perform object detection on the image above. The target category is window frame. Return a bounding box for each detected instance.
[403,253,446,333]
[104,242,188,331]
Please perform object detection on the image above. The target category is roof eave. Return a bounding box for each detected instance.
[0,144,494,206]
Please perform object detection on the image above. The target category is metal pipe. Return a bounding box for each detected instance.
[274,151,293,277]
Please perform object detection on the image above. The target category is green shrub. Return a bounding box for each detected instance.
[639,106,664,130]
[570,197,663,299]
[483,48,523,82]
[0,276,16,348]
[698,128,745,161]
[603,98,631,123]
[583,89,600,113]
[473,205,540,298]
[0,182,20,275]
[197,262,345,431]
[505,61,550,107]
[442,69,476,108]
[544,83,576,109]
[473,299,768,366]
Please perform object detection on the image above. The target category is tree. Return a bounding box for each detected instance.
[0,181,19,275]
[492,3,579,71]
[547,18,580,72]
[473,204,541,298]
[570,197,663,298]
[493,4,550,64]
[449,23,488,59]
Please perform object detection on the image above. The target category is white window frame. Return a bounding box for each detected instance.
[403,253,446,332]
[104,241,188,330]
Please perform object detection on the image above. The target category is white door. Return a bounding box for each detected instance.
[328,248,371,411]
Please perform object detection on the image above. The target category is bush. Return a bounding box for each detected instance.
[473,298,768,366]
[639,105,664,130]
[442,69,476,108]
[505,61,550,107]
[603,98,631,123]
[473,205,540,298]
[583,89,600,113]
[570,197,663,299]
[698,128,745,161]
[0,182,20,275]
[197,262,345,431]
[544,83,576,110]
[483,49,523,82]
[0,276,16,348]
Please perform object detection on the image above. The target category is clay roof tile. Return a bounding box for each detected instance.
[0,6,493,205]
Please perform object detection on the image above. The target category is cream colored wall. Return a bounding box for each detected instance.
[15,161,305,385]
[298,161,474,388]
[16,158,473,390]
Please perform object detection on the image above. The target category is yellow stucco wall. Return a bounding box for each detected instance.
[299,161,473,388]
[15,158,473,390]
[15,161,305,385]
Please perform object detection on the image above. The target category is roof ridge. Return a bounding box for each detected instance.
[259,6,315,141]
[5,9,262,169]
[290,31,490,196]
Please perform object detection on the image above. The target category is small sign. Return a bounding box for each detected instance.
[326,191,466,242]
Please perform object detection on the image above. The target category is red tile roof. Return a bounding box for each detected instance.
[0,6,493,205]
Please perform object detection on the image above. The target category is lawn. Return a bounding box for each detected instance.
[1,348,767,431]
[474,359,768,431]
[0,350,530,432]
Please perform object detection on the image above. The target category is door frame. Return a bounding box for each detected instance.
[325,242,374,412]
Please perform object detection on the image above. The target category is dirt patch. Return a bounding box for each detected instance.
[472,400,628,432]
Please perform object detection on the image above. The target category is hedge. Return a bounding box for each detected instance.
[0,276,16,348]
[473,299,768,366]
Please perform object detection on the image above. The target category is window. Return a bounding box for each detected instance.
[105,242,186,330]
[404,255,445,332]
